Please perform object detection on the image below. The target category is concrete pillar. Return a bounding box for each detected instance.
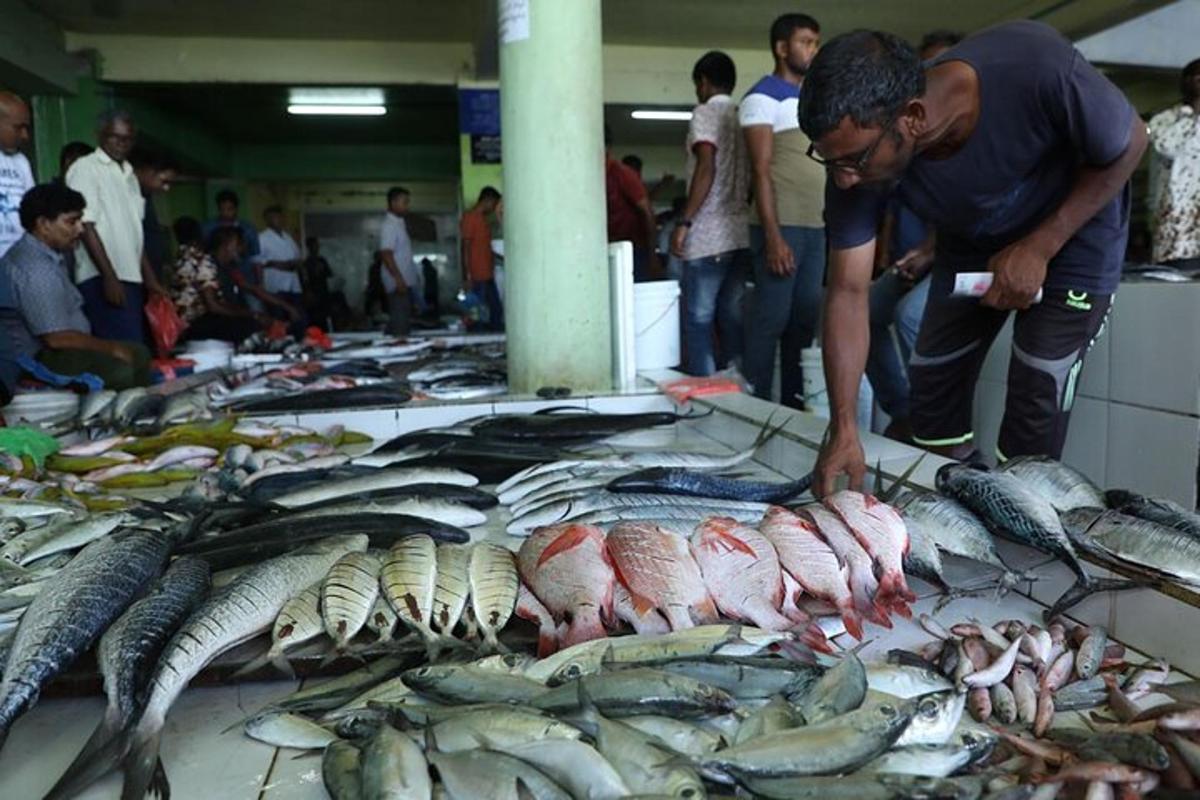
[500,0,612,393]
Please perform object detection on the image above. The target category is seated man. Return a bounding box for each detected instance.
[171,217,265,343]
[0,183,149,389]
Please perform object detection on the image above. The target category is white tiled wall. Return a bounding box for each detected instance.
[970,283,1199,507]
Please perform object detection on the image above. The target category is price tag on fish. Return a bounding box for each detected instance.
[952,272,1043,304]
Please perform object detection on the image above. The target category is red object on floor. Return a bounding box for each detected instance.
[304,326,332,349]
[658,376,744,404]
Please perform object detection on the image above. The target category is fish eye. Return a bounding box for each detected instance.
[919,699,938,717]
[681,790,698,798]
[564,665,581,679]
[879,704,896,718]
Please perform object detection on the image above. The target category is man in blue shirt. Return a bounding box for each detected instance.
[798,23,1147,496]
[203,189,261,309]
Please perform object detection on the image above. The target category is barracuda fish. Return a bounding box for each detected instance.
[496,419,783,498]
[110,534,367,800]
[607,466,814,503]
[269,467,480,508]
[289,497,487,529]
[287,483,499,512]
[45,557,210,798]
[230,382,414,413]
[507,492,770,536]
[0,529,173,750]
[468,543,519,652]
[498,467,620,507]
[936,464,1132,616]
[510,473,627,516]
[1105,489,1200,540]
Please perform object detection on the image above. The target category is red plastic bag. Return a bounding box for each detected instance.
[144,294,186,357]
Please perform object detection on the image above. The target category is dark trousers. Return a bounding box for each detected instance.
[39,341,151,390]
[474,278,504,330]
[78,278,146,344]
[910,273,1111,460]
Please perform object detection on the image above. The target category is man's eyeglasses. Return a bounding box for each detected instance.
[806,116,898,174]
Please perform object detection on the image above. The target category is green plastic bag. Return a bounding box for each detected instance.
[0,426,61,468]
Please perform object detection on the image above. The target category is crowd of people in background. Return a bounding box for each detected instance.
[613,13,1200,451]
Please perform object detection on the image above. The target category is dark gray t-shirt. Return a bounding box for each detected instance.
[825,21,1135,294]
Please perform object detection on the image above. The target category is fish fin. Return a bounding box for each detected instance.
[1045,576,1141,622]
[691,594,721,626]
[799,623,835,655]
[120,728,164,800]
[43,714,128,800]
[709,526,758,557]
[229,651,275,681]
[873,460,883,496]
[535,525,594,567]
[149,758,170,800]
[536,630,560,658]
[838,602,866,641]
[562,609,608,648]
[880,453,926,504]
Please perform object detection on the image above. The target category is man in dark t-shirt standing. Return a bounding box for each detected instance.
[797,22,1147,496]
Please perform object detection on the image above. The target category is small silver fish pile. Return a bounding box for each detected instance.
[227,624,982,800]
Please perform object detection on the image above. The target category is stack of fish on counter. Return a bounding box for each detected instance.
[3,401,1200,798]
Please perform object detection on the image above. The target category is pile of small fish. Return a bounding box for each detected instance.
[895,611,1200,797]
[229,627,989,800]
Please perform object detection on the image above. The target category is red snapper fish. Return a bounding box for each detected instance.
[801,504,893,630]
[690,517,831,653]
[517,524,614,648]
[759,505,865,640]
[605,521,718,631]
[824,490,916,616]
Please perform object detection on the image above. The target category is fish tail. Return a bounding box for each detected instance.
[838,600,865,641]
[848,568,890,628]
[664,606,696,631]
[691,594,721,626]
[229,651,274,680]
[799,622,835,655]
[120,726,165,800]
[44,712,129,800]
[536,628,560,658]
[1045,576,1140,622]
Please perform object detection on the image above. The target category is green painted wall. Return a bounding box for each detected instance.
[30,76,105,181]
[232,144,458,183]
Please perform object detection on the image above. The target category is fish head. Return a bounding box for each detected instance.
[545,658,594,687]
[954,727,999,766]
[934,462,987,493]
[865,697,919,739]
[692,683,738,714]
[895,690,965,747]
[1057,506,1105,536]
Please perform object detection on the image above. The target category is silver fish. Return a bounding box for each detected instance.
[486,738,630,800]
[323,550,382,650]
[323,739,363,800]
[468,542,518,652]
[116,534,367,800]
[401,663,544,705]
[624,715,725,755]
[292,498,487,529]
[735,695,803,745]
[428,748,570,800]
[234,582,325,679]
[361,723,430,800]
[45,556,210,799]
[271,467,479,508]
[507,492,768,535]
[428,707,583,753]
[382,535,439,644]
[533,668,736,718]
[0,529,172,748]
[78,389,117,425]
[431,544,471,634]
[997,456,1105,512]
[10,512,131,566]
[797,653,867,725]
[244,711,338,749]
[1062,507,1200,587]
[572,699,706,798]
[894,490,1023,583]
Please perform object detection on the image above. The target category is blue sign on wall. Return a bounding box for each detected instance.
[458,89,501,136]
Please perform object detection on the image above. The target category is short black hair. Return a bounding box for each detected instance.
[621,154,642,173]
[58,141,92,174]
[478,186,501,202]
[1183,57,1200,99]
[692,50,737,92]
[387,186,410,204]
[798,30,924,141]
[770,13,820,50]
[215,189,239,207]
[210,225,243,251]
[173,216,202,246]
[305,235,319,247]
[19,183,85,232]
[129,146,176,172]
[263,204,283,217]
[918,30,964,56]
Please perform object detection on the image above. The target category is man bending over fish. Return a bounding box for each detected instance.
[801,22,1146,496]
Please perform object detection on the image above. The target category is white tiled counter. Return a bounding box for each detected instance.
[973,279,1200,508]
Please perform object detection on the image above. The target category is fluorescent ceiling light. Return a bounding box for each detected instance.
[289,87,385,105]
[631,109,692,121]
[288,104,387,116]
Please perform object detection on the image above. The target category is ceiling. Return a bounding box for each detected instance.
[31,0,1176,48]
[111,83,458,146]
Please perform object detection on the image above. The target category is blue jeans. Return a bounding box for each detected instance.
[743,225,826,408]
[866,271,931,419]
[682,249,746,376]
[78,278,146,344]
[475,278,504,330]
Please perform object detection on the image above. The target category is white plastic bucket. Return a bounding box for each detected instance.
[633,280,681,371]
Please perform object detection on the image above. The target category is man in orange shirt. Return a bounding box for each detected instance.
[460,186,503,330]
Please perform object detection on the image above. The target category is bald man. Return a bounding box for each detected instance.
[0,92,34,259]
